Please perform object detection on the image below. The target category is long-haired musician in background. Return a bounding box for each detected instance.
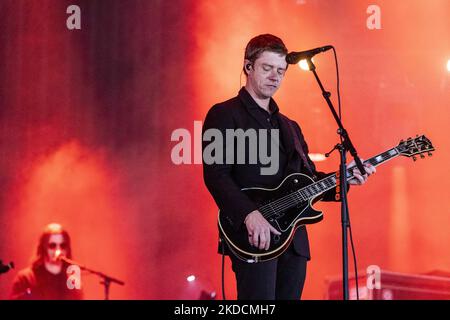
[202,34,376,300]
[10,223,83,300]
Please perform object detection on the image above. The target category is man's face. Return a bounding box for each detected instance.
[246,51,287,100]
[46,234,67,263]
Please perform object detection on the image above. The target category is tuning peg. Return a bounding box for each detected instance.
[428,152,433,157]
[412,156,417,161]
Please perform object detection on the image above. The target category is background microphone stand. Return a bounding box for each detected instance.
[305,54,367,300]
[60,256,125,300]
[0,260,14,275]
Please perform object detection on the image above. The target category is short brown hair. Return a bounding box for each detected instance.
[244,34,288,74]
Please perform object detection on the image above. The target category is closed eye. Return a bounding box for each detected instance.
[262,64,286,76]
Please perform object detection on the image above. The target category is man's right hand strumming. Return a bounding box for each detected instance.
[244,210,281,250]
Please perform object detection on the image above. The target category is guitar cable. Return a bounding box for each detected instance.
[348,213,360,300]
[333,47,360,300]
[220,239,226,300]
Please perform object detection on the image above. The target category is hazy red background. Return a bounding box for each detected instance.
[0,0,448,299]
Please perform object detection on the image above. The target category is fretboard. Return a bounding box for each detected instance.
[290,147,400,204]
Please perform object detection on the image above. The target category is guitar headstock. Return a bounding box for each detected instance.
[396,135,435,161]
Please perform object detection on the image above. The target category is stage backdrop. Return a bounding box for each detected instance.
[0,0,449,299]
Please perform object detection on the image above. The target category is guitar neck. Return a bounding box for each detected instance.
[346,147,400,178]
[294,147,400,202]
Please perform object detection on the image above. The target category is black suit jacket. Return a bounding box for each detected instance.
[203,88,338,260]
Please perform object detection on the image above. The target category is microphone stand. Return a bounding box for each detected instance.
[305,57,366,300]
[61,256,125,300]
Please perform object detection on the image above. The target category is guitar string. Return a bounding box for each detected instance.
[261,168,351,216]
[261,172,349,218]
[264,149,402,218]
[259,175,340,218]
[262,165,362,215]
[259,157,386,219]
[260,173,344,219]
[260,176,340,219]
[262,155,392,218]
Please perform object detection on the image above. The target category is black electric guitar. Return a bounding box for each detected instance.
[218,135,435,263]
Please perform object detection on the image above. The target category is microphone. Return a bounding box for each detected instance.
[56,253,74,265]
[56,254,88,272]
[286,45,333,64]
[55,249,62,260]
[56,252,73,265]
[0,260,15,274]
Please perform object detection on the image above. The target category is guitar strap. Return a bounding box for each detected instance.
[285,119,317,180]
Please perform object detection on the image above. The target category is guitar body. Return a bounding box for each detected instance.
[218,173,324,263]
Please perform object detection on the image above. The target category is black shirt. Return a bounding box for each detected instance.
[10,264,83,300]
[235,88,288,188]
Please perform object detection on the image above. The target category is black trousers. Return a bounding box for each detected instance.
[229,244,308,300]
